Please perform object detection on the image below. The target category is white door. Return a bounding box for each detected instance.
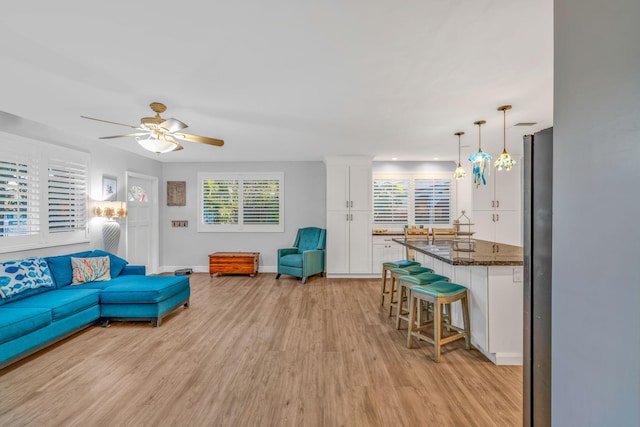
[125,172,159,274]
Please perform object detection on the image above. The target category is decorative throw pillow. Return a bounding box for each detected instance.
[0,257,55,299]
[71,256,111,284]
[89,250,128,277]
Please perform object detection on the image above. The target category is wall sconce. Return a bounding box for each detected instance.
[93,201,127,254]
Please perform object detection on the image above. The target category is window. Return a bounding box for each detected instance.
[373,179,409,224]
[198,172,284,232]
[373,173,453,226]
[0,132,89,252]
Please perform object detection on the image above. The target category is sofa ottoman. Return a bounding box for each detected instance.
[99,275,190,327]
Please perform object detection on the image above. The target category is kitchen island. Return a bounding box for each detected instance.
[393,237,524,365]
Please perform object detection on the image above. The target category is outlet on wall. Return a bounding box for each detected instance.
[513,267,523,282]
[171,220,188,228]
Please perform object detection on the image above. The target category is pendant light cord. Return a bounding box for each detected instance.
[503,108,506,150]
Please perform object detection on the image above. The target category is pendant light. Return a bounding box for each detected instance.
[468,120,491,187]
[495,105,516,171]
[453,131,466,180]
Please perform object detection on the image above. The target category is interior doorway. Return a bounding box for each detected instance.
[125,172,159,274]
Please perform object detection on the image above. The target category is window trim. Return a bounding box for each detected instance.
[372,172,455,227]
[197,172,284,233]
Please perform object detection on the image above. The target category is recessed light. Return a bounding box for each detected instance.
[391,157,398,161]
[433,157,439,160]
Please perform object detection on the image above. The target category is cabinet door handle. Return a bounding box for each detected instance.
[496,245,500,253]
[350,201,353,208]
[496,200,500,208]
[346,201,349,208]
[346,214,349,221]
[492,200,495,208]
[350,214,353,221]
[496,213,500,221]
[491,214,495,222]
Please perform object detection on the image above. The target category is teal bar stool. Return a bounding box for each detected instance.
[388,266,434,317]
[396,273,449,330]
[407,281,471,363]
[380,259,420,306]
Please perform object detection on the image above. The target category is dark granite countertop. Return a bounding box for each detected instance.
[392,238,523,266]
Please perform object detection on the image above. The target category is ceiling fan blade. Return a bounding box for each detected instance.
[81,116,141,130]
[173,133,224,147]
[160,118,188,133]
[163,134,184,152]
[99,133,149,139]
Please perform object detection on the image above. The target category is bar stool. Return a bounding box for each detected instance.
[406,281,471,363]
[388,265,434,317]
[396,273,449,330]
[380,260,420,306]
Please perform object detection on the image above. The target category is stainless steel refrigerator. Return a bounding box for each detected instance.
[523,127,552,427]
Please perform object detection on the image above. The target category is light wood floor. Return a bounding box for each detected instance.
[0,273,522,427]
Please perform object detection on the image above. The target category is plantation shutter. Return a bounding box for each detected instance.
[47,158,87,233]
[0,152,40,237]
[242,179,280,225]
[414,178,452,224]
[373,179,409,224]
[201,179,239,225]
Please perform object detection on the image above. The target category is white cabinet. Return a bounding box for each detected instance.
[326,157,373,275]
[472,161,522,246]
[372,235,405,274]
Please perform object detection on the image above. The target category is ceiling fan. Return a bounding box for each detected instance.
[81,102,224,154]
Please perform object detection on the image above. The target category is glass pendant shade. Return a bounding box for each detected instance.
[468,120,491,187]
[453,131,466,180]
[136,134,179,154]
[495,105,515,171]
[495,149,515,171]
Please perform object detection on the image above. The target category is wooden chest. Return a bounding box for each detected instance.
[208,252,259,277]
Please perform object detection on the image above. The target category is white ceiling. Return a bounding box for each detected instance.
[0,1,553,163]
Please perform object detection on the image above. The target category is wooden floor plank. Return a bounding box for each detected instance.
[0,273,522,426]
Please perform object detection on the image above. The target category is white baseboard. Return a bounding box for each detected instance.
[159,265,278,274]
[472,339,523,366]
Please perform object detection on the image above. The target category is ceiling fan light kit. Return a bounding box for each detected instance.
[82,102,224,155]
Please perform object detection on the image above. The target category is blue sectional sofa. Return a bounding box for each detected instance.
[0,250,190,369]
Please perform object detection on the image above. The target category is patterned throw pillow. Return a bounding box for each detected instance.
[71,256,111,284]
[0,257,55,299]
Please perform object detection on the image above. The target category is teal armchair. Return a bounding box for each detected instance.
[276,227,326,284]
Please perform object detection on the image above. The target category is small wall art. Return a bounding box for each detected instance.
[167,181,187,206]
[102,175,117,201]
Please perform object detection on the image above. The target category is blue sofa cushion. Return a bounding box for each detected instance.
[0,307,51,344]
[7,289,101,322]
[45,251,92,288]
[0,257,56,306]
[90,250,128,278]
[279,254,303,268]
[100,276,190,304]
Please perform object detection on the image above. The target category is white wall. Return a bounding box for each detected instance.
[554,0,640,425]
[160,161,326,272]
[0,111,162,261]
